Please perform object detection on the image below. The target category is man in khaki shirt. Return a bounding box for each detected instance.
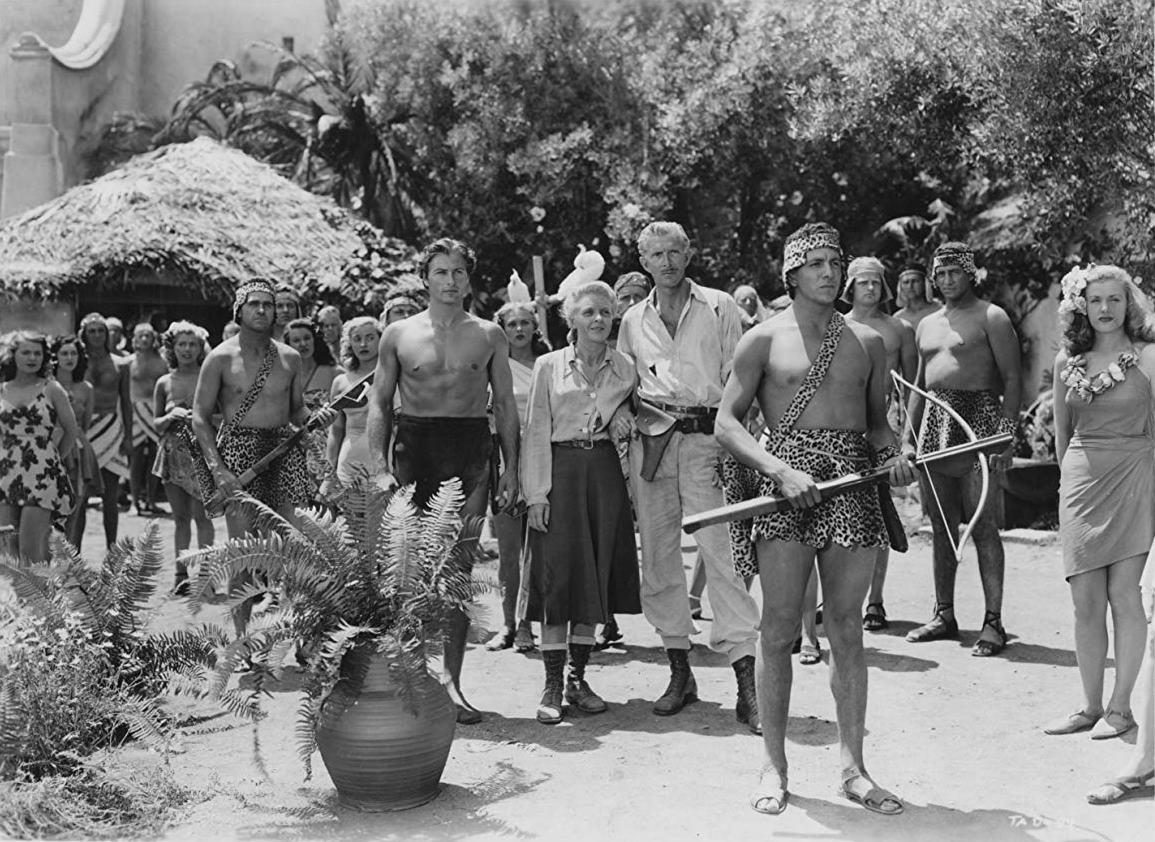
[617,221,762,733]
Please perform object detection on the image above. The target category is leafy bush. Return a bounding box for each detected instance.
[1018,389,1056,462]
[0,524,225,778]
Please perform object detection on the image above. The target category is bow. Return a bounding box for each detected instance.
[891,372,989,562]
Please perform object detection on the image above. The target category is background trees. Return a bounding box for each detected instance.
[108,0,1153,307]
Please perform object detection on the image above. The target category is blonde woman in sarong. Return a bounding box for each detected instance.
[152,321,215,594]
[485,301,549,654]
[1045,265,1155,740]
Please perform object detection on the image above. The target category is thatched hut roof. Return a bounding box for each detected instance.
[0,137,396,306]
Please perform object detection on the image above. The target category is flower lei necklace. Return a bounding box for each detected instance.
[1060,350,1140,402]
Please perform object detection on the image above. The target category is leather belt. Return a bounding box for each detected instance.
[672,416,715,435]
[553,439,613,450]
[651,401,717,418]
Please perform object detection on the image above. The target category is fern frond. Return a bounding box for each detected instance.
[293,507,356,571]
[103,524,165,646]
[132,626,229,687]
[294,696,319,780]
[416,479,465,566]
[380,484,422,607]
[223,492,299,542]
[119,698,173,751]
[165,663,216,701]
[0,563,59,622]
[217,688,266,722]
[0,679,27,764]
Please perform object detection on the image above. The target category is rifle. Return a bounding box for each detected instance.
[207,372,376,511]
[682,432,1012,534]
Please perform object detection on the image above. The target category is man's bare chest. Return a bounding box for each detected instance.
[87,359,121,394]
[920,317,988,359]
[222,357,290,401]
[399,336,488,379]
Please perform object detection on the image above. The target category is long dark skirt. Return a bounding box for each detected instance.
[523,443,641,625]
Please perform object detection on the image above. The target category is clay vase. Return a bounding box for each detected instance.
[315,650,457,811]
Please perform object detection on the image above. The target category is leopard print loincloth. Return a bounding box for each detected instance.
[918,388,1008,467]
[721,428,887,579]
[194,424,311,517]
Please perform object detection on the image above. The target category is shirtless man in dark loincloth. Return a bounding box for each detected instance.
[842,257,916,632]
[717,222,916,817]
[903,242,1022,658]
[192,278,334,633]
[365,237,520,724]
[81,313,133,547]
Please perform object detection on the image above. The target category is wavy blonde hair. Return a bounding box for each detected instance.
[1061,265,1155,355]
[340,316,382,371]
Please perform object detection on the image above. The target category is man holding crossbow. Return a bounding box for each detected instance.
[192,278,336,631]
[716,222,917,818]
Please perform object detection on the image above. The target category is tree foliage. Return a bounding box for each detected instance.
[119,0,1151,305]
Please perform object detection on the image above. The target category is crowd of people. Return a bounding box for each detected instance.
[0,221,1152,813]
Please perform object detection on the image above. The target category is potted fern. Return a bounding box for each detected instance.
[180,478,484,812]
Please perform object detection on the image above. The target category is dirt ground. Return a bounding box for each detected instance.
[75,498,1150,842]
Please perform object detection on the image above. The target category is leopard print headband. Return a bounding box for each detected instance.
[931,246,976,279]
[233,278,277,321]
[783,226,842,282]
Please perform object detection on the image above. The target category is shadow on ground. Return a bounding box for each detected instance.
[787,795,1119,842]
[230,778,534,841]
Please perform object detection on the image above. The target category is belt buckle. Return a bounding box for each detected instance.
[580,439,595,450]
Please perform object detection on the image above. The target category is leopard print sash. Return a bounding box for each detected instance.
[219,341,277,440]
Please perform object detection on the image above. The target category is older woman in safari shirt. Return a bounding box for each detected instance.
[520,280,641,724]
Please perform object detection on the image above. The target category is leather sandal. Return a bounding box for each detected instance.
[1086,771,1154,804]
[750,767,789,815]
[1043,709,1101,735]
[799,641,822,666]
[513,626,536,653]
[863,602,888,631]
[841,768,904,816]
[1089,709,1136,740]
[906,604,959,643]
[971,612,1007,657]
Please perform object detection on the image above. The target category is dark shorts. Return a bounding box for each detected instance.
[392,416,492,515]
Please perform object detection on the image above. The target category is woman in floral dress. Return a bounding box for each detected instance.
[0,331,80,563]
[1045,265,1155,740]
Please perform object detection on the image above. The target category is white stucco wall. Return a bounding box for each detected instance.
[139,0,329,117]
